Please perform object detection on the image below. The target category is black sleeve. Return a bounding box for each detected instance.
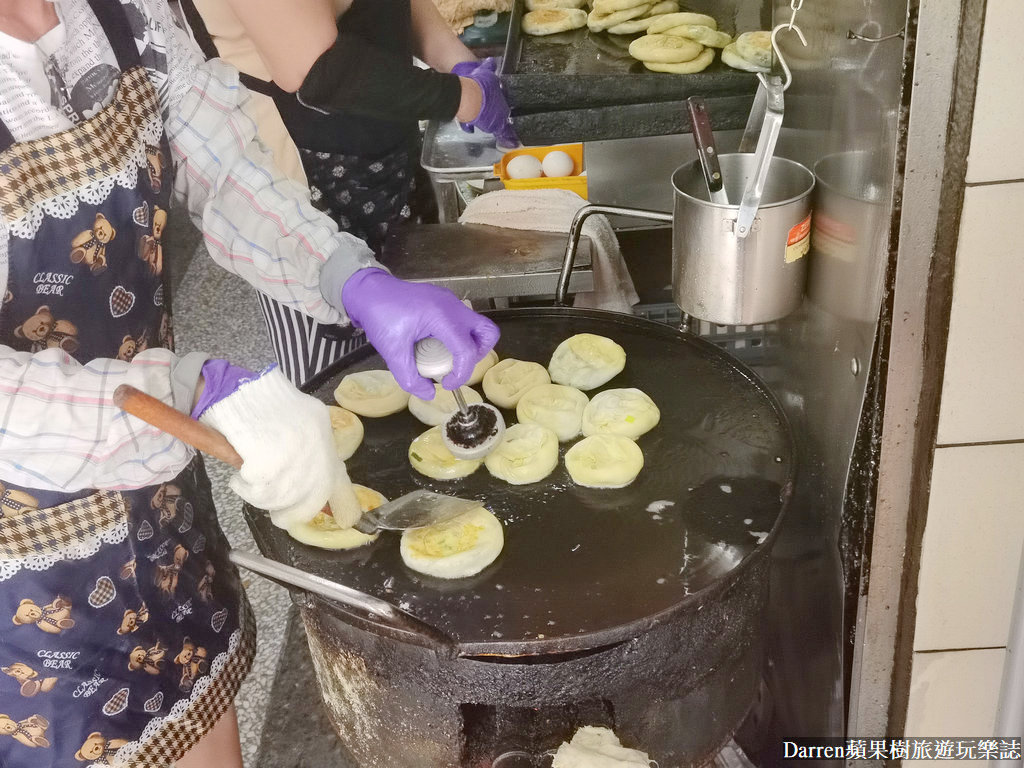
[296,30,463,123]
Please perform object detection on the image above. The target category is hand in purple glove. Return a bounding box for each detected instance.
[341,269,501,399]
[450,57,519,148]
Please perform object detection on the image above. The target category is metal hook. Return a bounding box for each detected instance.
[757,22,808,92]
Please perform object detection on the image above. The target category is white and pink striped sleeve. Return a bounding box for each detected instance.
[0,346,204,492]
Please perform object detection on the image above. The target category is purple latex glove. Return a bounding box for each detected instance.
[450,57,519,148]
[341,269,500,399]
[191,359,260,419]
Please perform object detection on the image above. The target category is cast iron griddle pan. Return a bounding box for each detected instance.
[244,309,794,656]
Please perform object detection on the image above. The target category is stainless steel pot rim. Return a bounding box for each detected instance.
[671,154,816,211]
[813,150,887,203]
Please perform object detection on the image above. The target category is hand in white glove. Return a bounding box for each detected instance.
[198,366,362,529]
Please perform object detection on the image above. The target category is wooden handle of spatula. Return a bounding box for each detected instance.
[113,385,244,469]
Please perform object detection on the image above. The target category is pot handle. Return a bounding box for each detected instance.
[229,550,459,655]
[556,204,673,306]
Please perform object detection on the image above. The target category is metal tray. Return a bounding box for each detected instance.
[498,0,768,142]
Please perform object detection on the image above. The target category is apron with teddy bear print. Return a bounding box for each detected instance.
[0,2,253,766]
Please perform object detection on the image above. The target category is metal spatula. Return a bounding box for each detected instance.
[113,385,482,533]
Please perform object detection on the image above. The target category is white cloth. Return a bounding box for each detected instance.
[458,189,640,314]
[199,368,362,529]
[551,726,652,768]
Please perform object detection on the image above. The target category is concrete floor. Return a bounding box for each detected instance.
[167,211,288,768]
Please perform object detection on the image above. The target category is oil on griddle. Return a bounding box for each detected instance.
[244,309,793,654]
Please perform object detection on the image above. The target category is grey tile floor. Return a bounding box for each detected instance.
[168,213,287,768]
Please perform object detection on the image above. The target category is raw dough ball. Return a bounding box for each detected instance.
[542,150,576,178]
[400,506,504,579]
[467,349,499,386]
[522,8,588,35]
[484,423,560,485]
[552,726,652,768]
[506,154,543,180]
[721,42,769,72]
[334,370,410,417]
[629,33,703,63]
[287,484,384,550]
[643,48,714,73]
[327,405,364,460]
[483,358,551,408]
[646,11,717,33]
[565,434,644,488]
[409,426,483,480]
[408,384,483,426]
[582,388,660,439]
[548,333,626,390]
[735,30,773,69]
[516,383,590,441]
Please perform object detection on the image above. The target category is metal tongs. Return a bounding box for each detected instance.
[734,22,809,239]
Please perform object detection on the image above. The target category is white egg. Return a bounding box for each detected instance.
[542,150,576,178]
[505,154,543,180]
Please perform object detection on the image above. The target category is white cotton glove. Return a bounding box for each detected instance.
[199,368,363,529]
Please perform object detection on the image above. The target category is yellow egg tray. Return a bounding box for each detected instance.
[493,143,588,198]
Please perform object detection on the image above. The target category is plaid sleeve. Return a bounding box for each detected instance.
[163,51,380,326]
[0,346,204,492]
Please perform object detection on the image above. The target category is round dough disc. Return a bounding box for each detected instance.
[645,0,679,16]
[327,405,364,460]
[467,349,500,386]
[629,33,704,63]
[548,333,626,391]
[588,3,651,31]
[721,42,769,72]
[581,387,660,439]
[592,0,648,14]
[606,15,656,34]
[516,383,590,441]
[409,426,483,480]
[646,11,717,33]
[408,384,483,426]
[565,434,645,488]
[334,370,410,417]
[483,358,552,408]
[287,484,384,550]
[664,24,732,47]
[400,506,504,579]
[484,423,560,485]
[522,8,588,35]
[643,47,714,73]
[735,30,773,69]
[526,0,586,9]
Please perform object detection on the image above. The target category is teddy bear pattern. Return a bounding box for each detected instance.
[116,603,149,635]
[1,663,58,698]
[12,597,75,635]
[138,206,166,276]
[0,713,50,748]
[12,305,80,354]
[127,640,166,675]
[75,732,129,764]
[172,638,208,693]
[69,214,117,274]
[116,331,149,363]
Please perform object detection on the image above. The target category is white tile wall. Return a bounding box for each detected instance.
[966,0,1024,183]
[914,444,1024,651]
[905,649,1005,737]
[936,183,1024,445]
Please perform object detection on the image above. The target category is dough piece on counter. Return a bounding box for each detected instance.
[643,47,714,73]
[522,8,588,34]
[408,384,484,426]
[526,0,586,9]
[401,506,504,579]
[409,426,483,480]
[565,434,644,488]
[287,484,383,550]
[483,358,552,408]
[734,30,773,69]
[606,14,655,34]
[592,0,648,13]
[629,33,703,63]
[645,11,717,33]
[548,333,626,391]
[645,0,678,15]
[516,384,590,441]
[327,405,364,461]
[721,42,769,72]
[467,349,500,386]
[588,3,651,31]
[663,24,731,47]
[582,388,660,439]
[552,726,652,768]
[334,370,410,417]
[484,423,560,485]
